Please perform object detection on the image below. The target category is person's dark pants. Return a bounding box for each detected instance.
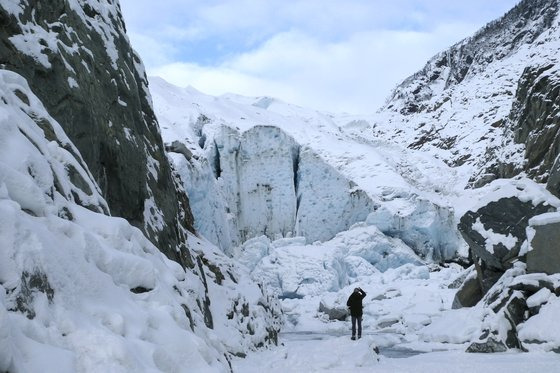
[351,315,362,337]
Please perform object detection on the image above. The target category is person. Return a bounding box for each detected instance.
[346,287,366,340]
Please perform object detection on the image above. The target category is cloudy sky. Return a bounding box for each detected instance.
[119,0,519,114]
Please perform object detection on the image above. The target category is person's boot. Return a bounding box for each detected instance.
[358,335,361,339]
[351,336,356,340]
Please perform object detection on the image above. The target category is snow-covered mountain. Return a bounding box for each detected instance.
[148,0,560,361]
[374,0,560,188]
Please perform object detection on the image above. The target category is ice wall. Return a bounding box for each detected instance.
[175,124,378,249]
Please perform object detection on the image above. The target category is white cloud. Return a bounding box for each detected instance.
[120,0,520,113]
[152,23,478,113]
[127,32,178,67]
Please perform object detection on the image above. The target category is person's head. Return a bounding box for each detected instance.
[354,287,360,293]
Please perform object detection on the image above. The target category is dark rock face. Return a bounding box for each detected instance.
[527,220,560,275]
[459,197,551,270]
[452,274,482,309]
[511,64,560,186]
[457,196,553,303]
[0,1,193,263]
[466,337,508,353]
[478,63,560,188]
[11,271,55,320]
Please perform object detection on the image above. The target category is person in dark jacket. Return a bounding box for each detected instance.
[346,287,366,340]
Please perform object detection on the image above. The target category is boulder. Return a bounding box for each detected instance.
[466,336,508,353]
[458,195,552,296]
[452,274,482,309]
[459,197,551,270]
[527,214,560,275]
[318,300,348,321]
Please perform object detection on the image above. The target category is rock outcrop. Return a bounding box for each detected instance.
[466,263,560,353]
[454,179,558,307]
[526,213,560,275]
[0,0,193,263]
[511,64,560,184]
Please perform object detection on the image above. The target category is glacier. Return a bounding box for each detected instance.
[151,77,465,265]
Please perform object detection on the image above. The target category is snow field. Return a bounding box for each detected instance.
[234,262,560,372]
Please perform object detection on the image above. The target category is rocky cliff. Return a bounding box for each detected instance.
[374,0,560,352]
[0,1,283,371]
[0,0,193,263]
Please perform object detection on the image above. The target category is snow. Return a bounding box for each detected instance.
[233,262,560,372]
[0,69,282,372]
[526,288,552,308]
[529,211,560,226]
[233,341,560,373]
[473,218,517,254]
[67,77,79,89]
[518,295,560,350]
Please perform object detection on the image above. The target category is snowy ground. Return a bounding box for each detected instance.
[233,334,560,373]
[232,264,560,372]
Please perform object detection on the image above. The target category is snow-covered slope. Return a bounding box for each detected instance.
[370,0,560,187]
[151,78,464,263]
[0,55,281,373]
